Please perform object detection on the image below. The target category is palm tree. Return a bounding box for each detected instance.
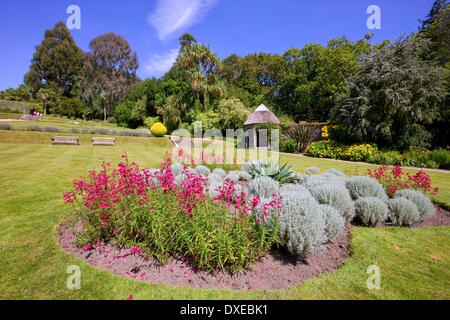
[37,88,56,115]
[177,43,222,110]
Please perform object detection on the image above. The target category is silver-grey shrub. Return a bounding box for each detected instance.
[294,173,309,184]
[323,168,346,179]
[170,163,184,177]
[225,171,240,183]
[354,197,389,226]
[195,165,210,177]
[174,173,187,186]
[393,189,435,220]
[318,204,346,239]
[212,168,226,178]
[278,192,327,258]
[248,176,279,198]
[279,184,311,197]
[208,173,224,186]
[388,198,421,226]
[308,184,355,221]
[305,166,320,174]
[238,171,252,181]
[345,176,388,201]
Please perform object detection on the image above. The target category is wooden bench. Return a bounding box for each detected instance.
[51,136,79,146]
[92,137,115,146]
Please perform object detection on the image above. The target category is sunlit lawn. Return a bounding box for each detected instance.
[0,131,449,299]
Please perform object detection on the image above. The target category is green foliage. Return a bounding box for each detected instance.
[283,124,321,152]
[429,148,450,169]
[275,36,380,122]
[280,138,298,153]
[215,98,251,130]
[144,116,160,129]
[246,159,299,184]
[366,147,449,169]
[354,197,389,227]
[55,97,82,118]
[114,101,133,128]
[332,37,447,149]
[80,32,139,120]
[79,188,277,273]
[24,21,82,96]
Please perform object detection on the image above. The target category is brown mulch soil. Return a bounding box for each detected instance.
[56,205,449,291]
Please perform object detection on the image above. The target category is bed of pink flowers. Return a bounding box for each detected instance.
[367,165,439,197]
[63,153,281,273]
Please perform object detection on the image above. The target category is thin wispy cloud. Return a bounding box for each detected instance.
[144,48,179,77]
[148,0,217,40]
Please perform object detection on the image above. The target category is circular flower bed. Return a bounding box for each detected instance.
[60,156,448,290]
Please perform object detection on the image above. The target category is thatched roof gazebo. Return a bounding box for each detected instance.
[244,104,280,150]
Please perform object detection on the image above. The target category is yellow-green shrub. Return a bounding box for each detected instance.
[150,122,167,137]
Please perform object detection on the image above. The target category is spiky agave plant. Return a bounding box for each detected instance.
[247,159,299,184]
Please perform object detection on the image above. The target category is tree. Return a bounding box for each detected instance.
[24,21,82,96]
[216,98,251,130]
[37,87,57,115]
[179,33,197,49]
[417,0,450,147]
[55,97,82,118]
[158,94,186,131]
[275,36,385,122]
[332,37,446,149]
[80,32,139,120]
[176,43,222,110]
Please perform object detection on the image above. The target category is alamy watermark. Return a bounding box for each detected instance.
[366,265,381,290]
[366,5,381,30]
[66,265,81,290]
[170,121,280,165]
[66,5,81,30]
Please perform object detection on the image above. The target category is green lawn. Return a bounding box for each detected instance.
[0,112,20,119]
[0,132,449,299]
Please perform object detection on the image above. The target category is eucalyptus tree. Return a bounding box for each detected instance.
[24,21,83,96]
[80,32,139,120]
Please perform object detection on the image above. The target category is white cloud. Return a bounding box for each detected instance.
[144,48,179,77]
[148,0,217,40]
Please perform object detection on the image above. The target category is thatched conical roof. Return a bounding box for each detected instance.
[244,104,281,126]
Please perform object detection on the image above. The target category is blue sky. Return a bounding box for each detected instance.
[0,0,435,91]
